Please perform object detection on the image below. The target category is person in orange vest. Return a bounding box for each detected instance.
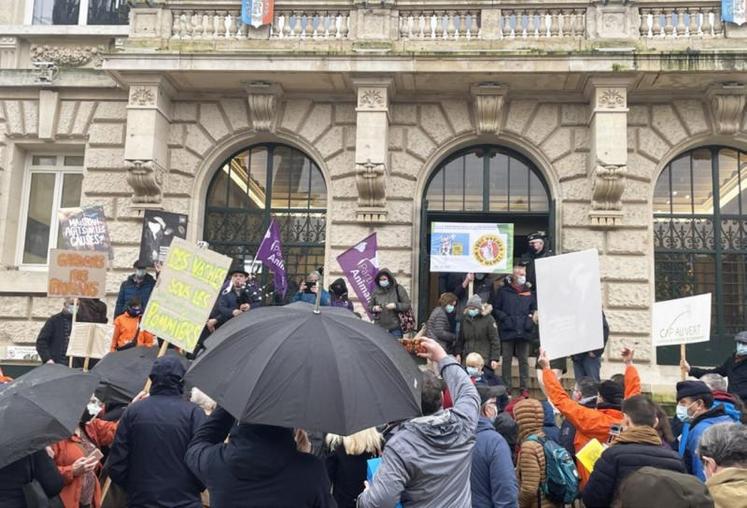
[537,346,641,489]
[110,297,155,352]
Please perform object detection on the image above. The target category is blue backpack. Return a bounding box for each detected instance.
[527,434,579,505]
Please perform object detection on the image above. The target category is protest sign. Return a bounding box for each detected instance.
[66,323,113,360]
[3,346,40,362]
[576,438,606,473]
[652,294,712,347]
[138,210,189,267]
[141,238,231,352]
[430,222,514,273]
[536,249,604,360]
[58,205,112,258]
[337,233,379,319]
[47,249,107,299]
[255,219,288,298]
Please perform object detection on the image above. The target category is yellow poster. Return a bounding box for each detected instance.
[576,438,607,473]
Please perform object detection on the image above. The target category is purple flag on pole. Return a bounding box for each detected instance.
[336,233,379,319]
[255,219,288,298]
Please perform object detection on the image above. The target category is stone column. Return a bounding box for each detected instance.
[123,76,174,208]
[352,77,392,223]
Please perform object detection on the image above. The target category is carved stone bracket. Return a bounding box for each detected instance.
[708,83,747,135]
[470,83,507,135]
[126,160,166,204]
[243,81,283,132]
[591,163,626,211]
[30,45,104,68]
[356,160,386,207]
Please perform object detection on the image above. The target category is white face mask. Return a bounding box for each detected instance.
[516,275,527,285]
[379,279,390,288]
[87,402,102,417]
[135,269,146,278]
[737,343,747,356]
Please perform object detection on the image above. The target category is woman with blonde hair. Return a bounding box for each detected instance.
[325,427,383,508]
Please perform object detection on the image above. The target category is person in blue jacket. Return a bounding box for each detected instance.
[114,260,157,318]
[293,271,331,306]
[675,380,734,481]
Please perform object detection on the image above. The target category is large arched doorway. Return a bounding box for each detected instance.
[203,143,327,301]
[653,145,747,365]
[419,145,554,321]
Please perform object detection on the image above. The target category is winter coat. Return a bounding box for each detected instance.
[106,357,206,508]
[426,305,457,351]
[680,405,734,481]
[369,269,411,332]
[706,467,747,508]
[110,313,155,351]
[50,420,118,508]
[559,397,597,458]
[0,449,63,508]
[490,280,536,342]
[582,426,686,508]
[325,446,375,508]
[330,295,354,312]
[494,412,519,456]
[522,247,552,292]
[114,274,156,318]
[514,399,560,508]
[439,273,495,319]
[36,311,72,364]
[471,417,518,508]
[185,407,335,508]
[293,289,332,307]
[77,298,108,324]
[690,353,747,404]
[358,356,480,508]
[458,305,501,363]
[540,401,561,444]
[542,365,641,487]
[614,466,716,508]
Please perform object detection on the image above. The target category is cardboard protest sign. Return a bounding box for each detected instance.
[58,205,112,258]
[66,323,113,359]
[536,249,604,360]
[337,233,379,319]
[652,293,712,347]
[138,210,189,267]
[47,249,107,299]
[430,222,514,273]
[141,238,231,353]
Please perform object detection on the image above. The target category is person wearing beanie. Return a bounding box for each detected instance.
[425,292,459,353]
[456,295,501,370]
[682,330,747,403]
[613,466,715,508]
[537,347,641,488]
[490,263,537,394]
[328,278,354,311]
[676,380,733,481]
[114,260,157,318]
[107,355,207,508]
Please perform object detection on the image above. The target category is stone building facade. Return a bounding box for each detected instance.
[1,0,746,393]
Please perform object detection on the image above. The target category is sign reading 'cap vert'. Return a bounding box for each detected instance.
[47,249,108,299]
[141,238,231,353]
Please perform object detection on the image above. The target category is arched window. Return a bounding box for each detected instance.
[204,143,327,298]
[654,146,747,364]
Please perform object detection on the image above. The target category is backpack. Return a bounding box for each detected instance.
[527,434,579,505]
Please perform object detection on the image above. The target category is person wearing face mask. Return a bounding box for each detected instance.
[490,263,536,395]
[425,292,459,353]
[36,298,76,365]
[110,297,155,351]
[114,260,157,318]
[521,231,552,293]
[682,331,747,404]
[470,384,517,508]
[698,423,747,508]
[369,268,411,338]
[675,380,734,481]
[457,295,501,373]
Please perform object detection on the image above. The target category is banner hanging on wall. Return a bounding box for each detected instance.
[429,222,514,273]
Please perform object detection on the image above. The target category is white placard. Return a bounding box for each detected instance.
[652,294,712,347]
[536,249,604,360]
[3,346,40,361]
[65,323,113,359]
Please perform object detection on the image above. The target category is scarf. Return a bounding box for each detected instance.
[612,425,662,447]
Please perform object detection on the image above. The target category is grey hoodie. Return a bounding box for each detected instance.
[358,356,480,508]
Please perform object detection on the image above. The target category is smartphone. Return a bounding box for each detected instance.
[607,423,622,444]
[86,449,104,463]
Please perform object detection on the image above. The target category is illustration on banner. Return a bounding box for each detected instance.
[430,222,514,273]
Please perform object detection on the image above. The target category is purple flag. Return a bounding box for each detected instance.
[255,219,288,298]
[336,233,379,319]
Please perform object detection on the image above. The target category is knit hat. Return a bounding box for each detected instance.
[465,295,482,309]
[676,380,712,402]
[599,380,624,405]
[735,331,747,344]
[615,467,714,508]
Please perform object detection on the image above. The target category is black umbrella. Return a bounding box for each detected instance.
[186,302,422,436]
[0,364,99,469]
[91,346,189,405]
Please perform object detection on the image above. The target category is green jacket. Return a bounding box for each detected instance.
[457,304,501,362]
[369,269,411,332]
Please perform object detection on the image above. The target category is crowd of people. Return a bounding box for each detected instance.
[1,232,745,508]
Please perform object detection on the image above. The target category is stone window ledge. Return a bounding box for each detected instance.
[0,269,49,295]
[0,25,129,37]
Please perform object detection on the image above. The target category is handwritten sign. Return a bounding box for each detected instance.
[47,249,107,299]
[58,205,112,258]
[66,323,113,359]
[141,238,231,352]
[652,294,712,347]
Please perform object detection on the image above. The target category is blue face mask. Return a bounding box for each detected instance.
[445,304,455,313]
[467,309,479,318]
[737,343,747,356]
[466,366,480,377]
[676,402,692,423]
[379,279,390,288]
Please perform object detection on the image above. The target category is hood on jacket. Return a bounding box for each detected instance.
[514,398,545,442]
[329,277,348,297]
[374,268,397,288]
[462,303,493,318]
[476,416,497,434]
[149,354,185,395]
[225,423,297,480]
[403,409,470,449]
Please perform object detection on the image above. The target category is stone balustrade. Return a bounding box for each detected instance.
[497,8,586,38]
[271,10,351,39]
[170,8,243,39]
[398,10,482,40]
[639,3,723,38]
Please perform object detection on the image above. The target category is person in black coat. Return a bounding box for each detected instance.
[35,298,74,365]
[582,395,686,508]
[185,407,335,508]
[106,355,206,508]
[682,330,747,403]
[522,231,552,292]
[0,449,63,508]
[114,261,157,318]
